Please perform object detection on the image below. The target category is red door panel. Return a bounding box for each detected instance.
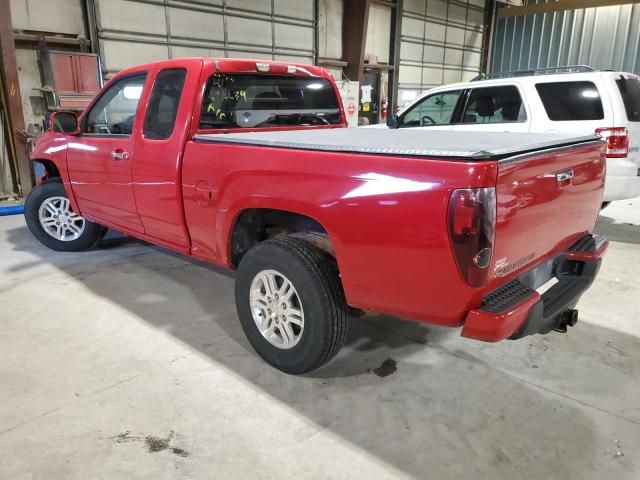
[67,137,144,233]
[131,59,204,247]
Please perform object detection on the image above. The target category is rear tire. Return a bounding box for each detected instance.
[24,179,103,251]
[235,236,348,374]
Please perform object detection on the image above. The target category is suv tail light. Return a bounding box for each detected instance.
[596,127,628,158]
[448,187,496,287]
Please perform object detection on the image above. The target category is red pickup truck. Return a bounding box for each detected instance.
[25,57,608,374]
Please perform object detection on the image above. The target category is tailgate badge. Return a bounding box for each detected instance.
[494,253,535,277]
[556,170,574,183]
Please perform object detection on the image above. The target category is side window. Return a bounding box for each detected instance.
[461,86,526,124]
[535,81,604,121]
[616,76,640,122]
[399,90,462,127]
[143,69,187,140]
[83,73,147,135]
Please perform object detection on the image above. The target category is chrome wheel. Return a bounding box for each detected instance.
[38,196,86,241]
[249,269,304,349]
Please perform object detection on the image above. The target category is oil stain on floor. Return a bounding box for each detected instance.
[111,430,189,457]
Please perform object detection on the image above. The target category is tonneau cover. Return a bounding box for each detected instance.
[194,128,601,160]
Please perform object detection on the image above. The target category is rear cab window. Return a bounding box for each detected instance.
[461,85,527,124]
[615,75,640,122]
[535,81,604,121]
[199,74,341,129]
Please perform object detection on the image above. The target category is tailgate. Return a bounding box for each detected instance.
[490,140,606,283]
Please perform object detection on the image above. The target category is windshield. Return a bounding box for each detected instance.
[200,74,341,129]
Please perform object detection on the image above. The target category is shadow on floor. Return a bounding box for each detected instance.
[596,214,640,245]
[6,224,639,478]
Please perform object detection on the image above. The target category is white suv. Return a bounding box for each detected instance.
[390,67,640,205]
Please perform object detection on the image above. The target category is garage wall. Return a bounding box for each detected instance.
[365,2,391,64]
[10,0,85,35]
[93,0,317,76]
[398,0,487,107]
[491,2,640,74]
[9,0,86,133]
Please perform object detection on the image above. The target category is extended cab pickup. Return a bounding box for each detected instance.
[26,58,608,374]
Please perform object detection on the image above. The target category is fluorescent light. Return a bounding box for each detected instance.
[123,85,143,100]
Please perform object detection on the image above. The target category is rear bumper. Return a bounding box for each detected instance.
[603,158,640,201]
[461,234,608,342]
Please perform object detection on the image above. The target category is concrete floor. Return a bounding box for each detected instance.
[1,200,639,480]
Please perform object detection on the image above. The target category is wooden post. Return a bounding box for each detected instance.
[342,0,371,83]
[0,0,33,196]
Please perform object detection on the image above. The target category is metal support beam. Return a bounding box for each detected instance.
[481,0,497,73]
[342,0,371,82]
[387,0,402,115]
[499,0,640,18]
[0,0,33,196]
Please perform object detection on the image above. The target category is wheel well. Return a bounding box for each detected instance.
[230,209,333,268]
[34,159,61,179]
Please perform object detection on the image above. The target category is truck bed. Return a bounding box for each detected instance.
[194,129,600,160]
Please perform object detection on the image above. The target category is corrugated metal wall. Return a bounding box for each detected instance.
[93,0,316,76]
[491,1,640,74]
[398,0,487,106]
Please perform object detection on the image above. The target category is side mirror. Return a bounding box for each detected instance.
[50,111,80,135]
[387,113,399,129]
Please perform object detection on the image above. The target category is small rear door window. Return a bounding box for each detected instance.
[616,76,640,122]
[143,69,187,140]
[535,81,604,121]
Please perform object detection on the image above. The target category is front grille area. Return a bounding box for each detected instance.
[481,279,536,313]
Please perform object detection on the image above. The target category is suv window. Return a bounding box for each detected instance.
[535,81,604,121]
[199,74,341,129]
[461,86,526,123]
[399,90,463,128]
[143,69,186,140]
[84,73,147,135]
[616,76,640,122]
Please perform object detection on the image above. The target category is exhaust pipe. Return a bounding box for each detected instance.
[554,309,579,333]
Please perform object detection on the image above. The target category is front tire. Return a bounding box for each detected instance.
[235,237,348,374]
[24,179,103,251]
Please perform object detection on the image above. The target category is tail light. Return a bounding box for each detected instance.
[596,127,628,158]
[448,187,496,287]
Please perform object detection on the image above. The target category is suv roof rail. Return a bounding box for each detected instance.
[472,65,595,81]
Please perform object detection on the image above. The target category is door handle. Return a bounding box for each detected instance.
[556,170,574,185]
[111,150,130,161]
[556,170,574,182]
